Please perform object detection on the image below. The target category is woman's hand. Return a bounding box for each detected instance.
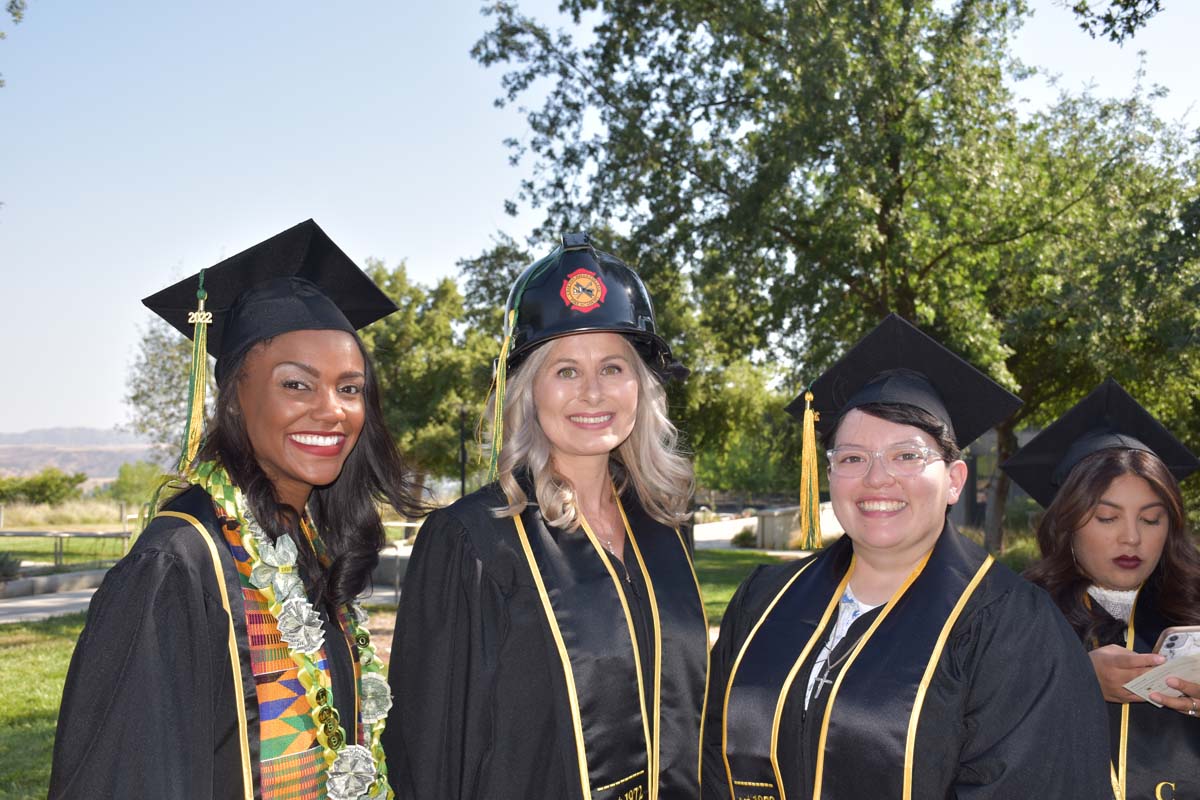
[1149,677,1200,718]
[1089,644,1165,703]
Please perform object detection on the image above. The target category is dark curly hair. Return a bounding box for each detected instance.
[1024,448,1200,645]
[197,331,427,609]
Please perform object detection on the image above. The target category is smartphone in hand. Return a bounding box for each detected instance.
[1152,626,1200,660]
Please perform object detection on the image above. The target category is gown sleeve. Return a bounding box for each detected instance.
[382,507,505,800]
[950,582,1112,799]
[49,546,233,800]
[701,565,772,800]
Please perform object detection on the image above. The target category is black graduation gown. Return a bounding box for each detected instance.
[49,485,359,800]
[1092,578,1200,799]
[701,522,1112,800]
[382,482,709,800]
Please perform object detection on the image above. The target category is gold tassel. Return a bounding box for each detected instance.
[798,390,823,550]
[176,270,212,474]
[485,308,517,481]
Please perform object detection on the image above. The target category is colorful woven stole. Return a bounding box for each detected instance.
[219,509,363,800]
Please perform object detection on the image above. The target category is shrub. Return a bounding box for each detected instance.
[97,461,166,508]
[0,468,87,505]
[731,526,757,548]
[0,551,19,579]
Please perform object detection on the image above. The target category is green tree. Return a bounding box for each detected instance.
[362,259,498,489]
[0,467,87,504]
[1069,0,1162,42]
[474,0,1200,550]
[99,460,166,509]
[691,360,800,503]
[124,317,211,464]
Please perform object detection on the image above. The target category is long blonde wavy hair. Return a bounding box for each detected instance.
[491,334,693,530]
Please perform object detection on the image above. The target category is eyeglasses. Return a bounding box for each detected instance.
[825,445,944,479]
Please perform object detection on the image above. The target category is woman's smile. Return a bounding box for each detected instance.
[855,497,908,515]
[286,431,349,456]
[567,412,615,428]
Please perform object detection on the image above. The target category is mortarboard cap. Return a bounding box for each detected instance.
[142,219,397,381]
[786,314,1022,449]
[1002,378,1200,508]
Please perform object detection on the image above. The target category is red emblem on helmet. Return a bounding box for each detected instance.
[560,268,607,313]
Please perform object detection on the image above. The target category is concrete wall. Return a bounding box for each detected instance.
[757,503,844,551]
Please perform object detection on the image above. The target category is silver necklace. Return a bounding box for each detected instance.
[591,518,622,557]
[811,627,869,701]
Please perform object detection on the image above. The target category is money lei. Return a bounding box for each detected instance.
[194,461,394,800]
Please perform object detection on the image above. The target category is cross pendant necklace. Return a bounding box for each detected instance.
[811,634,864,702]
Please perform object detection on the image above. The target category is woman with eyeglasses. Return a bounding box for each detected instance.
[701,315,1110,799]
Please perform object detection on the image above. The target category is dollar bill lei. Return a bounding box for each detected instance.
[194,461,394,800]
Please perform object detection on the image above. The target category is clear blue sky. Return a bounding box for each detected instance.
[1,1,1196,433]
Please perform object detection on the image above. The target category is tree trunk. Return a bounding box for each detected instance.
[983,421,1018,554]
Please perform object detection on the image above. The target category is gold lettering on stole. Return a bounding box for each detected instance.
[617,786,645,800]
[1155,781,1176,800]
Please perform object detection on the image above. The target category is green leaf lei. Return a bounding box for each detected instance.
[194,461,394,800]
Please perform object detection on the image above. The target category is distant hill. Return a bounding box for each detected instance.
[0,428,149,446]
[0,428,162,480]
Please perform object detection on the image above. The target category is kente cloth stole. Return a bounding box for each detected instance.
[513,499,707,800]
[722,531,992,800]
[220,512,363,800]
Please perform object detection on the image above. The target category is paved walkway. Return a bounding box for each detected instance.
[0,589,98,624]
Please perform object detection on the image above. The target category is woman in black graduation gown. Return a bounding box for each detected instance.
[702,315,1111,800]
[382,233,708,800]
[1007,379,1200,799]
[50,221,425,800]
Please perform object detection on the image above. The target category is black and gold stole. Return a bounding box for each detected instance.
[513,494,708,800]
[721,525,993,800]
[1112,580,1200,800]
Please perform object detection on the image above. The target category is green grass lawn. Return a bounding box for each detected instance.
[0,613,85,799]
[0,535,130,569]
[694,548,786,625]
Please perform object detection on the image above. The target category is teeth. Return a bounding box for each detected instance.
[290,433,342,447]
[570,414,613,424]
[858,500,907,512]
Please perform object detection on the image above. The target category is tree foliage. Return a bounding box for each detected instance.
[1,0,28,89]
[359,259,498,487]
[1068,0,1162,43]
[0,467,87,504]
[474,0,1200,548]
[97,460,166,509]
[124,317,210,464]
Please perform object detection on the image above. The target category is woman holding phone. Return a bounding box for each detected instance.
[1006,378,1200,798]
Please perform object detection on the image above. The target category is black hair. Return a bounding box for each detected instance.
[197,332,427,610]
[821,402,961,461]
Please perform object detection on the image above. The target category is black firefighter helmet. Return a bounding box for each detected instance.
[503,232,686,380]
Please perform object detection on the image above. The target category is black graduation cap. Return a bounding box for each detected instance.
[786,314,1022,449]
[142,219,397,380]
[1002,378,1200,508]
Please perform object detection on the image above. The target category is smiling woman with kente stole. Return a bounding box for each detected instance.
[1006,379,1200,799]
[382,233,708,800]
[50,220,426,800]
[701,314,1111,800]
